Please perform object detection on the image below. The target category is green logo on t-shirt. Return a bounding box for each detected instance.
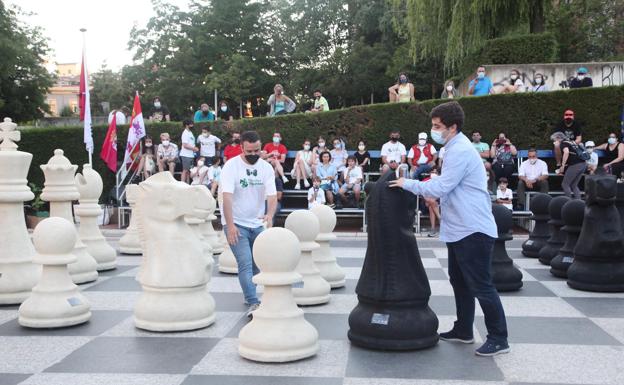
[240,178,249,188]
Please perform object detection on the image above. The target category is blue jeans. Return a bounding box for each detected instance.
[447,232,508,344]
[224,224,263,305]
[412,163,433,180]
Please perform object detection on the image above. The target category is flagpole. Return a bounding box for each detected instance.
[80,28,93,165]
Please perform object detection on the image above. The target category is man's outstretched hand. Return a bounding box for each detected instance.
[388,178,406,189]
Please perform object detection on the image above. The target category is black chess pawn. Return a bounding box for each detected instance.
[616,182,624,234]
[550,199,585,278]
[567,174,624,292]
[538,196,570,266]
[522,193,552,258]
[491,204,523,291]
[348,171,439,350]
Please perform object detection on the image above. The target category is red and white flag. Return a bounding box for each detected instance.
[79,39,93,158]
[123,92,146,176]
[100,113,117,172]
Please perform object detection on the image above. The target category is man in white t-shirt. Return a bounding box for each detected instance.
[197,126,222,164]
[221,130,277,317]
[179,120,198,184]
[338,156,363,208]
[408,132,438,180]
[517,148,549,209]
[380,129,407,176]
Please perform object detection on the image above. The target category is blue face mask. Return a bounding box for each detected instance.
[430,129,446,145]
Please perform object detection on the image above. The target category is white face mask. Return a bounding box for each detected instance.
[273,137,281,143]
[577,75,585,80]
[419,139,427,146]
[586,148,594,154]
[529,158,537,165]
[535,77,542,84]
[510,74,518,80]
[221,106,227,112]
[197,161,204,167]
[304,144,310,150]
[608,137,617,145]
[358,145,365,151]
[202,133,208,137]
[446,85,453,91]
[154,102,161,108]
[162,140,170,146]
[318,142,325,148]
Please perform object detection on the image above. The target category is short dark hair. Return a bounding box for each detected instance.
[241,130,260,144]
[182,119,193,127]
[201,125,210,131]
[347,155,357,163]
[390,129,400,134]
[320,150,332,161]
[212,156,221,164]
[499,177,508,183]
[528,147,537,153]
[471,130,481,136]
[314,89,321,94]
[430,101,464,132]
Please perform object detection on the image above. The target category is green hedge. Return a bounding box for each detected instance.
[16,85,624,200]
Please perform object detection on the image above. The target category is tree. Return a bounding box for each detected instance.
[89,64,131,114]
[0,2,54,122]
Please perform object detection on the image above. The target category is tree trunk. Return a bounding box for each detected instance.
[529,0,546,33]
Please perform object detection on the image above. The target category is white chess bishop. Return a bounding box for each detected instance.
[185,185,214,276]
[284,210,331,305]
[40,149,98,284]
[310,205,346,288]
[19,217,91,328]
[0,117,41,304]
[238,227,319,362]
[133,172,215,331]
[118,184,142,255]
[75,164,116,271]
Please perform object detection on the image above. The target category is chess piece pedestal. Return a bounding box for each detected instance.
[18,217,91,328]
[310,205,346,288]
[538,196,570,266]
[238,227,319,362]
[118,184,142,255]
[491,204,523,291]
[75,164,116,271]
[550,199,585,278]
[522,193,552,258]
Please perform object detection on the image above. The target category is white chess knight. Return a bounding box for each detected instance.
[310,205,346,288]
[19,217,91,328]
[75,164,116,271]
[200,192,223,255]
[0,117,41,304]
[238,227,319,362]
[216,190,238,273]
[118,184,142,255]
[284,210,331,305]
[40,149,98,284]
[185,185,214,277]
[133,172,215,331]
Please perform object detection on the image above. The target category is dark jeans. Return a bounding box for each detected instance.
[447,232,508,344]
[517,179,549,208]
[562,162,586,199]
[492,162,515,183]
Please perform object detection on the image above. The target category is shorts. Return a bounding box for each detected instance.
[340,183,361,193]
[275,177,284,192]
[181,156,194,171]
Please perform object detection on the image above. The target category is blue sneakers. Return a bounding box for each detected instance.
[475,340,511,356]
[438,330,475,344]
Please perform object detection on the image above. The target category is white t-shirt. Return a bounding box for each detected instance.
[330,149,348,170]
[408,144,438,165]
[343,166,363,184]
[587,152,598,167]
[197,134,222,157]
[180,129,196,158]
[511,78,525,92]
[519,159,549,181]
[307,187,326,209]
[497,188,513,210]
[107,110,126,125]
[220,156,277,228]
[208,165,221,183]
[381,141,407,164]
[190,165,209,185]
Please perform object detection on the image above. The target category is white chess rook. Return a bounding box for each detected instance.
[310,205,346,288]
[0,117,41,304]
[285,210,331,305]
[134,172,215,331]
[19,217,91,328]
[40,149,98,284]
[185,185,214,277]
[75,164,116,271]
[238,227,319,362]
[118,184,142,255]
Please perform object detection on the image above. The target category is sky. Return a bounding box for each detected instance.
[6,0,189,72]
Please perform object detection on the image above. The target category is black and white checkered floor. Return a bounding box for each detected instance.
[1,232,623,385]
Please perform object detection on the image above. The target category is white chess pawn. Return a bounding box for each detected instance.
[218,239,239,274]
[284,210,330,305]
[75,164,117,271]
[200,193,223,254]
[238,227,319,362]
[19,217,91,328]
[118,184,142,255]
[40,149,98,284]
[0,117,40,304]
[310,205,346,288]
[185,185,214,277]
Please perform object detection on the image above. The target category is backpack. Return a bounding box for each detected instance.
[567,141,590,161]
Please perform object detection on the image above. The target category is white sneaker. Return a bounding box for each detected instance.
[294,183,301,190]
[304,180,310,188]
[282,175,289,183]
[246,303,260,318]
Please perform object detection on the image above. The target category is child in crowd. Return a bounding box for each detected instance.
[190,157,209,186]
[338,155,363,208]
[585,140,598,174]
[355,140,371,172]
[197,126,221,165]
[422,167,441,237]
[496,177,513,210]
[207,156,222,197]
[138,136,157,180]
[307,176,326,209]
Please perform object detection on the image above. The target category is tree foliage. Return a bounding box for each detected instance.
[0,2,54,122]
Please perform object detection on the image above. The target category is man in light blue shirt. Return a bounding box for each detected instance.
[468,66,493,96]
[390,101,509,357]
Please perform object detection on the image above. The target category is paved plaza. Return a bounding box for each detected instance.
[1,231,623,385]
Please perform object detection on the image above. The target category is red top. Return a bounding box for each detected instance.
[223,144,243,161]
[263,143,288,160]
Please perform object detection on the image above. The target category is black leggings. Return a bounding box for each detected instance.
[492,162,515,183]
